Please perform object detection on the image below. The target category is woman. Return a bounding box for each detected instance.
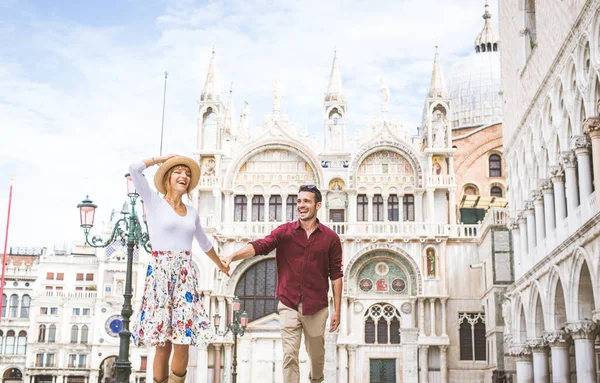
[129,154,229,383]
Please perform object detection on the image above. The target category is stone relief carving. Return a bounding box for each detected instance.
[571,135,590,152]
[559,151,577,168]
[565,321,599,339]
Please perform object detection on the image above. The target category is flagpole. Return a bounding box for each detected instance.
[159,71,168,156]
[0,174,15,319]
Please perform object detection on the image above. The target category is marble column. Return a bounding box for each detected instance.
[348,346,357,383]
[398,195,404,222]
[213,344,222,382]
[281,194,288,222]
[347,190,357,223]
[340,296,348,336]
[532,191,545,243]
[223,344,233,383]
[196,347,209,383]
[245,194,253,223]
[367,193,374,223]
[524,201,536,252]
[441,298,447,336]
[565,321,599,383]
[440,345,448,383]
[527,339,549,383]
[512,345,533,383]
[429,298,436,336]
[510,221,522,276]
[518,212,528,258]
[415,190,424,222]
[559,151,579,215]
[427,187,435,223]
[540,179,555,233]
[549,166,567,224]
[571,135,593,199]
[382,195,389,222]
[264,194,270,223]
[223,191,233,224]
[448,188,457,224]
[419,345,429,383]
[542,331,572,383]
[418,298,426,336]
[337,345,348,383]
[584,117,600,211]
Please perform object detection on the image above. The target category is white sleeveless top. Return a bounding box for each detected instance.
[128,161,213,252]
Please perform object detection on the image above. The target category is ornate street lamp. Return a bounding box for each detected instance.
[213,297,249,383]
[77,173,151,383]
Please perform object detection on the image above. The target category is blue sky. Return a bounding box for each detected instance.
[0,0,498,251]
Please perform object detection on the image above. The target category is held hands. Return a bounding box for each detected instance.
[218,259,230,277]
[329,311,340,333]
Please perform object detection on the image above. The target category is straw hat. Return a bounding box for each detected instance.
[153,156,200,195]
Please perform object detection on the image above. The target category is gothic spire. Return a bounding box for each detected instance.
[428,45,447,98]
[474,1,499,53]
[325,50,344,102]
[223,83,235,135]
[201,45,218,101]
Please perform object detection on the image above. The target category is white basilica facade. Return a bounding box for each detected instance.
[500,0,600,382]
[184,5,511,383]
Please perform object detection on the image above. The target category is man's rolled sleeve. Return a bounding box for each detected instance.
[329,235,344,280]
[249,226,283,256]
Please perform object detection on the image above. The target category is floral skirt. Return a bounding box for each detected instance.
[132,250,215,347]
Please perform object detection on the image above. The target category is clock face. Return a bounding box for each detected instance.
[105,315,124,337]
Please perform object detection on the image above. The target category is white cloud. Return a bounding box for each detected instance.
[0,0,498,250]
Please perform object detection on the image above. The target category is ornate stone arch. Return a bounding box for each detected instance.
[527,280,547,337]
[348,141,423,188]
[545,265,569,330]
[343,243,423,296]
[566,247,597,320]
[511,292,529,343]
[220,254,276,296]
[223,140,323,189]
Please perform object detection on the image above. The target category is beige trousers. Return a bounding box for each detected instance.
[278,302,329,383]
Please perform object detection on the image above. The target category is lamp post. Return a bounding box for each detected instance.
[212,297,249,383]
[77,173,151,383]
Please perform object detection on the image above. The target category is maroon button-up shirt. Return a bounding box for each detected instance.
[249,220,343,315]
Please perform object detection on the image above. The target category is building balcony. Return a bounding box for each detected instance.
[35,291,97,299]
[426,174,455,186]
[217,221,482,241]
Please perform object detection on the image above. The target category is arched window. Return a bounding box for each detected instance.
[5,330,15,354]
[388,195,399,221]
[1,294,5,317]
[364,304,401,345]
[9,294,18,317]
[357,195,368,221]
[48,325,56,343]
[269,195,283,221]
[70,325,79,343]
[235,258,278,323]
[20,295,30,318]
[81,325,89,344]
[489,154,502,177]
[252,195,265,221]
[491,186,503,197]
[234,195,247,222]
[38,324,46,342]
[373,195,384,222]
[286,195,298,221]
[16,331,27,354]
[459,313,486,361]
[403,195,415,222]
[0,330,3,354]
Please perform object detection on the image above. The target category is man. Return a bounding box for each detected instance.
[223,184,343,383]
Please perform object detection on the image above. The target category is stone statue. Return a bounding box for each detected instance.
[380,78,390,110]
[432,110,447,148]
[329,115,341,151]
[502,298,512,333]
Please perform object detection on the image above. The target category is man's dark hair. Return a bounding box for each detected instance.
[298,184,322,203]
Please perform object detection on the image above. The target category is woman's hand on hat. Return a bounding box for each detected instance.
[155,154,177,164]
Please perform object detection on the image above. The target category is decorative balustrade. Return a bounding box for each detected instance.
[426,174,456,186]
[199,176,219,187]
[37,291,97,299]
